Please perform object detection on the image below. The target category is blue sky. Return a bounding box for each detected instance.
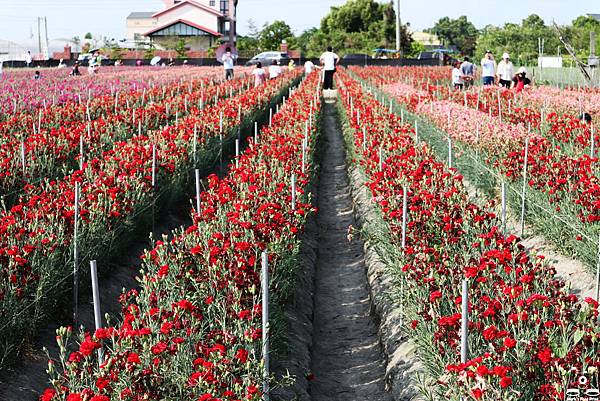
[0,0,598,48]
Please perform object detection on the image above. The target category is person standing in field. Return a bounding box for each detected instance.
[222,47,236,80]
[304,59,315,74]
[480,50,496,86]
[320,46,339,90]
[25,51,32,68]
[70,61,81,76]
[460,57,475,88]
[252,62,266,87]
[0,60,3,78]
[496,53,514,88]
[268,60,282,80]
[452,61,464,90]
[512,67,531,93]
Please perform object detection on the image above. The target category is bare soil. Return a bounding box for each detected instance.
[308,103,390,401]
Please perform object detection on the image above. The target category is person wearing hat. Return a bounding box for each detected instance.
[70,61,81,76]
[512,67,531,93]
[480,50,496,86]
[496,53,514,88]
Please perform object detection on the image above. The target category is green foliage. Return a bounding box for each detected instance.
[143,44,156,60]
[475,15,559,65]
[408,41,426,58]
[474,14,600,66]
[303,0,412,57]
[175,38,187,59]
[84,32,93,40]
[236,35,259,57]
[428,16,478,55]
[258,20,294,51]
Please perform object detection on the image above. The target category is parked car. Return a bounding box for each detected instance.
[246,51,290,66]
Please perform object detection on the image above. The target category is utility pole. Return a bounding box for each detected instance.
[395,0,401,53]
[44,16,49,60]
[228,0,237,47]
[37,17,42,55]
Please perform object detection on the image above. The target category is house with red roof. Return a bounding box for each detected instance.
[126,0,237,52]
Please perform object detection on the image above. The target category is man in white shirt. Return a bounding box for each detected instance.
[25,51,32,68]
[222,47,236,80]
[268,60,282,79]
[304,60,315,74]
[480,50,496,85]
[319,46,339,90]
[496,53,514,88]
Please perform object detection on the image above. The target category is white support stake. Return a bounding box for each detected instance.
[261,252,270,401]
[448,136,453,169]
[501,182,507,235]
[591,124,596,159]
[401,185,408,249]
[362,127,367,151]
[151,144,156,188]
[90,260,104,365]
[254,122,258,143]
[595,234,600,302]
[20,141,26,175]
[235,139,240,169]
[195,169,201,215]
[519,138,529,237]
[460,279,469,364]
[291,174,296,211]
[193,124,198,166]
[414,120,419,144]
[79,135,84,170]
[73,182,80,324]
[269,108,273,126]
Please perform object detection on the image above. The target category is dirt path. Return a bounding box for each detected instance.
[308,103,390,401]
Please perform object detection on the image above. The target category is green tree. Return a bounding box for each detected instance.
[84,32,92,40]
[258,20,294,51]
[382,0,396,47]
[429,16,478,55]
[304,0,412,57]
[144,43,156,60]
[522,14,545,29]
[237,36,259,57]
[175,38,187,58]
[475,15,560,66]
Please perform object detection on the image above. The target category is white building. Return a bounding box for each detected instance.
[126,0,237,51]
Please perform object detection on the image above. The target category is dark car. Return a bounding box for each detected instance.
[245,51,290,66]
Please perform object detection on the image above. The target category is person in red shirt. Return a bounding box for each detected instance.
[512,67,531,93]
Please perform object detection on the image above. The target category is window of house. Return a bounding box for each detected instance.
[210,0,215,5]
[220,0,228,14]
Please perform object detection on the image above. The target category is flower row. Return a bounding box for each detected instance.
[336,69,599,401]
[0,70,299,372]
[42,72,321,401]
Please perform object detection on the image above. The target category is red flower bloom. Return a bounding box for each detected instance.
[40,388,56,401]
[127,352,141,364]
[500,376,513,388]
